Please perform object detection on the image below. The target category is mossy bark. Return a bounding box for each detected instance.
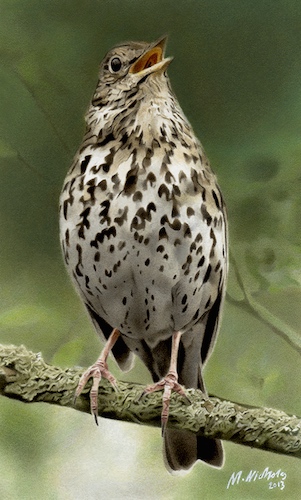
[0,344,300,459]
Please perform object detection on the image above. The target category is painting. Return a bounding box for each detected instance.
[0,1,300,498]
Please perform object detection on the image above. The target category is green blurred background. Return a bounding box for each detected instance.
[0,0,301,498]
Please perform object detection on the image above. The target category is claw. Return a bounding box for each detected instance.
[142,371,189,435]
[161,382,172,436]
[74,361,117,423]
[90,370,102,422]
[73,329,120,422]
[140,379,165,398]
[139,332,192,435]
[94,413,99,426]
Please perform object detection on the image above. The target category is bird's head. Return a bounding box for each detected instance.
[91,36,173,109]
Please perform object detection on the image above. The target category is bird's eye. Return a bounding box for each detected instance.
[109,57,122,73]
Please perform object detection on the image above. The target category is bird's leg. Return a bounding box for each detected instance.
[74,328,120,424]
[141,331,190,436]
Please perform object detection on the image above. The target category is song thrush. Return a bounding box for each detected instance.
[60,36,228,473]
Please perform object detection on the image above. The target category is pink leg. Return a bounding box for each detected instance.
[142,331,190,435]
[75,328,120,424]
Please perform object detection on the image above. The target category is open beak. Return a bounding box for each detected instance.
[129,36,173,76]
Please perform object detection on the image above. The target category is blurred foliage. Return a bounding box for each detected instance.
[0,0,301,498]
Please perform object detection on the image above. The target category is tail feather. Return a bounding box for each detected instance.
[163,429,197,473]
[164,429,223,474]
[197,435,224,468]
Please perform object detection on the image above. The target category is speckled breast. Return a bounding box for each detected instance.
[60,130,226,345]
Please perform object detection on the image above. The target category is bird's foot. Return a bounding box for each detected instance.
[141,371,190,436]
[74,359,117,425]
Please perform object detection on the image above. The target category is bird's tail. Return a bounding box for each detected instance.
[163,428,224,474]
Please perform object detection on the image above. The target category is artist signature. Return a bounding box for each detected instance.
[226,467,287,491]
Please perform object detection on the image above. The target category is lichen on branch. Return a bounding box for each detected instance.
[0,343,300,460]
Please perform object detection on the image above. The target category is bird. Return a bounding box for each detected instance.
[59,36,228,473]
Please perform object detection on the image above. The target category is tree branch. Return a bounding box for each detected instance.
[228,251,301,355]
[0,344,300,460]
